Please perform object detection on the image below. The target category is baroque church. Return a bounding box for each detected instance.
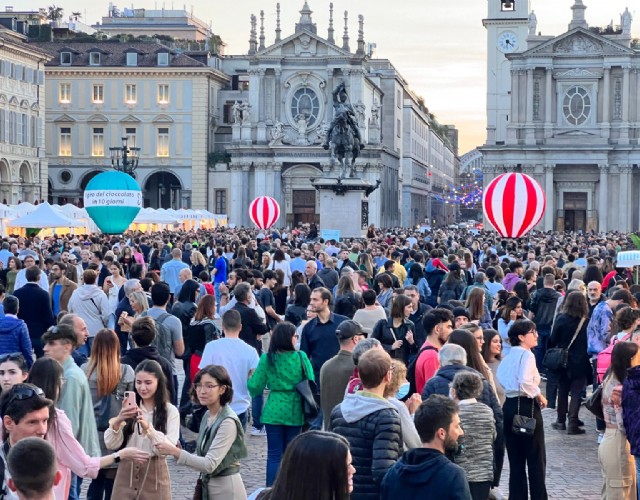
[214,3,407,228]
[480,0,640,233]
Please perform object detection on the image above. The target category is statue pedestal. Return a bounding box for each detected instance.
[311,177,381,239]
[241,124,252,144]
[231,124,241,143]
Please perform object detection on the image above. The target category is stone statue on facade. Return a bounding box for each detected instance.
[529,11,537,36]
[370,97,381,126]
[322,82,363,179]
[354,101,366,127]
[270,121,285,145]
[231,101,241,124]
[622,7,632,34]
[239,102,251,124]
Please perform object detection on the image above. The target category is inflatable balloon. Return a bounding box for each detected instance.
[249,196,280,229]
[483,172,546,238]
[83,171,142,234]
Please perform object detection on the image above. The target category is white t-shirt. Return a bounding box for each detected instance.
[199,338,259,415]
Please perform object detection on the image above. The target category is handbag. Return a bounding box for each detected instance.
[511,395,537,436]
[193,478,203,500]
[543,317,585,371]
[585,384,604,420]
[294,352,319,424]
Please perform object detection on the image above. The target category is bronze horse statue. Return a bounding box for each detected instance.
[328,113,360,179]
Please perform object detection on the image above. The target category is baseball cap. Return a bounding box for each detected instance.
[336,320,366,339]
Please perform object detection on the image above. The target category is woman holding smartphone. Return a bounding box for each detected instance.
[104,359,180,499]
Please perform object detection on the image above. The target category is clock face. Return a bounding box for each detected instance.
[498,31,518,53]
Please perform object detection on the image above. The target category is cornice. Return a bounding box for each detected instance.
[44,67,221,78]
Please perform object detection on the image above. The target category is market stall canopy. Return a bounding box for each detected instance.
[132,208,180,224]
[7,202,81,228]
[617,251,640,267]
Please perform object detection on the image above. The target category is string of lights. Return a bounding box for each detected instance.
[433,169,483,208]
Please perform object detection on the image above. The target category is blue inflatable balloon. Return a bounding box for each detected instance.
[83,171,142,234]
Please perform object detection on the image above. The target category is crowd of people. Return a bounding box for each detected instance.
[0,225,638,499]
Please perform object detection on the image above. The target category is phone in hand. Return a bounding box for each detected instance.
[123,391,137,409]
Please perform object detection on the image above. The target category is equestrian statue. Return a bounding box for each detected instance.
[322,82,364,179]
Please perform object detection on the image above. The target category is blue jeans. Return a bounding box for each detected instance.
[214,282,223,312]
[251,393,264,430]
[237,411,247,431]
[68,474,83,500]
[265,424,302,486]
[86,470,114,500]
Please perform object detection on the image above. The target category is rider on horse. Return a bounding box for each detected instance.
[322,82,365,150]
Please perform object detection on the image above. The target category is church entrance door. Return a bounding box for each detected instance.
[563,192,587,232]
[292,190,318,226]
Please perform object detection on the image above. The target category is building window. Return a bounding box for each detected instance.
[126,52,138,66]
[397,118,401,138]
[59,82,71,103]
[157,127,169,156]
[157,52,169,66]
[214,189,227,214]
[59,127,71,156]
[92,84,104,103]
[125,84,137,104]
[125,127,137,148]
[158,84,170,104]
[501,0,516,12]
[91,127,104,156]
[563,86,591,126]
[290,87,320,126]
[89,52,101,66]
[60,52,72,65]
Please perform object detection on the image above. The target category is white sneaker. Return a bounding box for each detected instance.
[488,488,504,500]
[597,432,604,444]
[250,426,267,436]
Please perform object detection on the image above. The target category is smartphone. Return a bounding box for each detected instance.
[123,391,137,409]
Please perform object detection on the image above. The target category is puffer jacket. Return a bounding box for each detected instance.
[329,392,402,500]
[67,284,110,336]
[422,363,504,435]
[622,365,640,455]
[0,316,33,368]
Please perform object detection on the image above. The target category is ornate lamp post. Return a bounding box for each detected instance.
[109,137,140,178]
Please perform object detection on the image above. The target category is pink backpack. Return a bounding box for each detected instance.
[597,334,630,383]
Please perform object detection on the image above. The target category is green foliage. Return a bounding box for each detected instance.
[47,4,64,21]
[208,152,230,166]
[630,234,640,250]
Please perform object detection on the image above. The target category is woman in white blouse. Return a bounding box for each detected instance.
[156,365,248,499]
[105,359,180,500]
[497,319,548,500]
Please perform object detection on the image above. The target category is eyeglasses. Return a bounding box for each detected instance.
[527,330,538,336]
[0,353,25,364]
[194,384,221,391]
[6,385,45,408]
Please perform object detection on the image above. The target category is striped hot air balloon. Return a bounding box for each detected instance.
[248,196,280,229]
[483,172,546,238]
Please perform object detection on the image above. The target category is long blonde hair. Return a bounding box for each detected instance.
[86,329,122,397]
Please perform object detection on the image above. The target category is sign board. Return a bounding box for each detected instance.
[321,229,341,241]
[84,189,142,208]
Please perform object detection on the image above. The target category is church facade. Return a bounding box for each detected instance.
[480,0,640,233]
[212,3,458,228]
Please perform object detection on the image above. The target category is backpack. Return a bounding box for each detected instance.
[141,311,174,361]
[406,344,438,396]
[597,334,630,383]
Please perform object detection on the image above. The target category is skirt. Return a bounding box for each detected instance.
[112,456,172,500]
[207,474,247,500]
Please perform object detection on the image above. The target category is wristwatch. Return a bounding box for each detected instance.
[113,452,121,464]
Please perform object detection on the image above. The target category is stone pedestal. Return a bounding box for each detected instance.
[240,124,252,144]
[311,177,381,239]
[231,124,241,143]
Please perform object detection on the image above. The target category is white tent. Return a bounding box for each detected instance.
[7,202,82,236]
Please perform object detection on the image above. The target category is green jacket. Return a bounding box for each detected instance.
[248,350,314,426]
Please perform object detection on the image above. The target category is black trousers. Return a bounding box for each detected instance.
[503,397,548,500]
[469,481,492,500]
[557,374,586,427]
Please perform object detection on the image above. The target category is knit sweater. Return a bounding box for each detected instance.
[454,399,496,482]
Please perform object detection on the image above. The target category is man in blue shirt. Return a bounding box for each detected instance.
[160,248,189,295]
[212,247,227,306]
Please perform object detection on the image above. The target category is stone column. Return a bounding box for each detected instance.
[544,66,553,138]
[229,164,243,225]
[618,165,630,232]
[621,65,631,143]
[507,72,519,144]
[526,69,534,123]
[598,164,609,232]
[241,164,251,227]
[274,69,282,121]
[273,163,282,214]
[544,164,554,231]
[602,66,611,140]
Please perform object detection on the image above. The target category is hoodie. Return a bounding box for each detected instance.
[329,392,402,500]
[380,448,472,500]
[502,272,522,292]
[529,287,561,328]
[67,284,110,336]
[121,346,176,402]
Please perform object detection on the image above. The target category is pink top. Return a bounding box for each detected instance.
[47,408,101,500]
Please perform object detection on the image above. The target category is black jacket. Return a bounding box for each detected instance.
[121,346,176,402]
[422,364,504,435]
[329,393,402,500]
[438,279,465,305]
[371,318,418,365]
[529,287,561,328]
[233,302,268,354]
[381,448,472,500]
[409,303,432,348]
[14,283,55,339]
[548,313,590,379]
[307,273,325,290]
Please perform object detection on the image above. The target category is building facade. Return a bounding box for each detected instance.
[32,41,228,209]
[0,29,49,205]
[481,0,640,232]
[211,2,459,228]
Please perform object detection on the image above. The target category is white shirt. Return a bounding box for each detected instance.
[496,346,541,399]
[13,268,49,292]
[199,338,259,415]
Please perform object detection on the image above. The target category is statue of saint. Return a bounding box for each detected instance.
[322,82,363,150]
[270,121,285,145]
[529,10,537,36]
[231,101,241,124]
[622,7,633,34]
[239,102,251,124]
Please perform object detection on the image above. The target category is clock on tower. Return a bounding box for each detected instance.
[483,0,530,144]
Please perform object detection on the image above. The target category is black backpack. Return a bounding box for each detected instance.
[406,344,438,397]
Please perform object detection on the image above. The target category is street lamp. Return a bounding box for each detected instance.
[109,137,140,177]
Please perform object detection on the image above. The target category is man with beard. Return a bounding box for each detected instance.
[404,285,431,347]
[587,281,603,318]
[380,394,470,500]
[413,309,454,394]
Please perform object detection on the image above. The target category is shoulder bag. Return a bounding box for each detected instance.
[511,352,537,437]
[294,352,318,424]
[585,382,605,421]
[542,317,585,372]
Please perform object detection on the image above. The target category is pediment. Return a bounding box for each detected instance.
[520,27,634,57]
[87,113,108,123]
[256,30,352,58]
[120,114,141,123]
[555,68,601,79]
[152,114,174,123]
[556,129,597,137]
[53,114,76,123]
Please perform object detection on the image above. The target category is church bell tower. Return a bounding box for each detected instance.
[484,0,531,145]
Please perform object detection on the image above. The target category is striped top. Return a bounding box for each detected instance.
[455,399,496,482]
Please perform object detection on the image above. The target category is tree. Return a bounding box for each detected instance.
[47,4,64,21]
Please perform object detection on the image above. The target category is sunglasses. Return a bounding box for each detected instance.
[6,385,45,409]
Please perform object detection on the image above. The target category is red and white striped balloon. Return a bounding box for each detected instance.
[483,172,546,238]
[249,196,280,229]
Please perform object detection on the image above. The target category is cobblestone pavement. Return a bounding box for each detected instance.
[83,364,605,499]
